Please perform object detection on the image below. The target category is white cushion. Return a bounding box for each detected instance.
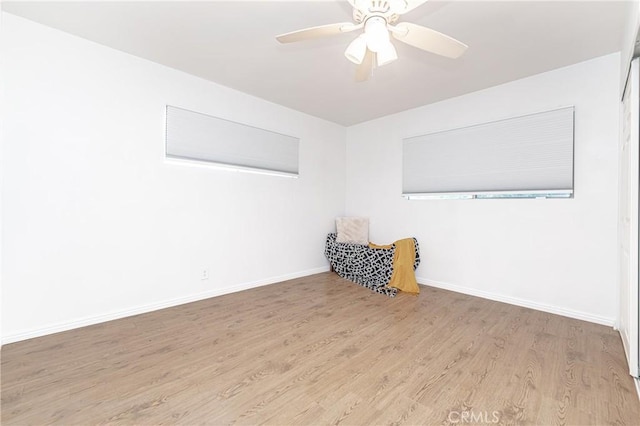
[336,217,369,245]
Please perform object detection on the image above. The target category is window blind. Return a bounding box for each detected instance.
[402,106,575,198]
[165,105,299,175]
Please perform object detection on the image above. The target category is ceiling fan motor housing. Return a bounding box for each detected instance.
[353,0,400,25]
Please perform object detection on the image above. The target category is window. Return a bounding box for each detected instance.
[402,106,575,199]
[165,105,299,177]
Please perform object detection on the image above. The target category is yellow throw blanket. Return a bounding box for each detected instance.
[369,238,420,294]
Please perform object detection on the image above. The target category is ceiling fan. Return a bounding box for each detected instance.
[275,0,468,82]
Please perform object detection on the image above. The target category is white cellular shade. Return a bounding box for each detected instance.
[402,107,575,196]
[165,105,299,175]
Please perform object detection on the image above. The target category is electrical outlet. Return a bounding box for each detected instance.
[201,268,209,280]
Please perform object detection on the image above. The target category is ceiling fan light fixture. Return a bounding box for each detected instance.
[276,0,467,82]
[345,34,368,64]
[376,42,397,67]
[364,16,390,53]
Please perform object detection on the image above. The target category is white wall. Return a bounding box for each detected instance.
[0,12,5,345]
[346,53,621,325]
[1,13,346,343]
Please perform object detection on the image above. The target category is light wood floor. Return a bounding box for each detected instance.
[2,272,639,425]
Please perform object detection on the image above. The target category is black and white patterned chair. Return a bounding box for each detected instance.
[324,233,420,297]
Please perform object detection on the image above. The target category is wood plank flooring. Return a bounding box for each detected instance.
[2,272,639,425]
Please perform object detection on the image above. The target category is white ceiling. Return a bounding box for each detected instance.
[2,0,631,125]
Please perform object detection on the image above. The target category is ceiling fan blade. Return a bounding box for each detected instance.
[391,22,468,58]
[276,23,359,43]
[355,49,374,82]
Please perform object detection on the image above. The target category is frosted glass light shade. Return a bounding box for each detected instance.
[345,34,367,64]
[376,42,397,66]
[364,16,389,53]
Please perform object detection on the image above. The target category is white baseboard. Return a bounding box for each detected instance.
[418,276,615,327]
[2,266,330,345]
